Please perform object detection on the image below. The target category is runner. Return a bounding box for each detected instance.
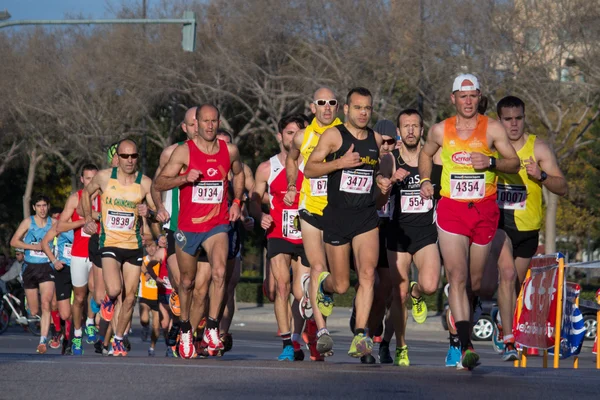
[10,195,56,354]
[55,163,100,355]
[285,87,343,360]
[418,74,520,370]
[154,104,245,359]
[304,87,391,360]
[251,114,309,361]
[138,240,162,356]
[489,95,567,360]
[81,139,156,357]
[380,109,443,366]
[41,218,74,355]
[151,106,198,350]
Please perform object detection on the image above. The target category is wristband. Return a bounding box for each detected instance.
[233,199,242,207]
[489,156,497,169]
[419,178,431,185]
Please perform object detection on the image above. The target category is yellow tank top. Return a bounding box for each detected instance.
[100,168,143,249]
[139,256,158,300]
[298,117,342,215]
[496,135,542,231]
[440,115,497,202]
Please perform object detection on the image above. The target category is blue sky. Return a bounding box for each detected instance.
[2,1,150,20]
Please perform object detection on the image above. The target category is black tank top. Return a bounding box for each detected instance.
[389,149,442,227]
[326,124,379,210]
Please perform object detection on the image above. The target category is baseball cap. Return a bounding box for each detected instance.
[373,119,397,138]
[452,73,480,93]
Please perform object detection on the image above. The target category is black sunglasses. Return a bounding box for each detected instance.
[119,153,139,160]
[382,138,396,145]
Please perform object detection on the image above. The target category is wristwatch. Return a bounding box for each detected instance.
[539,171,548,182]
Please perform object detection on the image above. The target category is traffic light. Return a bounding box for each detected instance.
[182,11,196,52]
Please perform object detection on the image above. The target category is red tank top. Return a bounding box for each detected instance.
[178,139,231,233]
[266,155,303,244]
[157,252,172,296]
[72,190,101,257]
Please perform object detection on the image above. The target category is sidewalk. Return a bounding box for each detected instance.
[232,302,444,332]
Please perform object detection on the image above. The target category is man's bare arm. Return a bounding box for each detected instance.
[418,124,442,181]
[10,218,34,250]
[286,130,304,187]
[305,128,362,178]
[249,162,269,221]
[56,192,85,233]
[154,145,191,192]
[533,138,568,196]
[151,144,177,214]
[489,121,520,174]
[229,144,245,202]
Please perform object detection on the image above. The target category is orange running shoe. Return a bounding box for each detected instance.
[100,295,115,322]
[169,292,181,317]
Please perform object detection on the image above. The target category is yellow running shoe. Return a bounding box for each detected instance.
[394,345,410,366]
[348,332,373,358]
[316,272,334,317]
[410,281,427,324]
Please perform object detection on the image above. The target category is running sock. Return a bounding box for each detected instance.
[86,317,95,326]
[355,328,365,336]
[51,311,61,332]
[180,319,192,332]
[64,320,72,340]
[455,321,472,351]
[503,334,515,343]
[281,331,292,348]
[114,335,123,341]
[291,333,301,344]
[206,317,218,330]
[449,333,460,348]
[74,328,83,338]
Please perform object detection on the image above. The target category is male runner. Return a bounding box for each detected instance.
[380,109,443,366]
[81,139,156,357]
[251,114,310,361]
[305,87,390,359]
[419,74,520,370]
[139,240,162,356]
[154,104,245,359]
[490,95,567,360]
[55,164,100,354]
[10,195,56,353]
[285,87,343,359]
[151,106,198,349]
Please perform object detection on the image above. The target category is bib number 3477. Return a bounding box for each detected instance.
[340,169,373,194]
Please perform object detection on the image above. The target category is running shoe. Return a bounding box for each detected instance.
[410,282,427,324]
[502,341,519,362]
[37,338,48,354]
[201,327,224,356]
[457,347,480,370]
[61,338,72,356]
[166,345,179,358]
[348,332,373,358]
[316,329,334,357]
[196,317,207,340]
[220,333,233,354]
[169,292,181,317]
[100,295,115,322]
[491,307,504,354]
[113,338,127,357]
[378,342,393,364]
[167,323,180,347]
[292,340,304,361]
[299,273,313,320]
[94,340,103,354]
[360,354,376,364]
[394,345,410,367]
[278,345,295,361]
[445,345,461,367]
[72,337,84,356]
[148,348,155,357]
[123,336,131,352]
[86,323,99,344]
[141,325,149,342]
[50,332,61,349]
[178,327,196,359]
[316,272,334,317]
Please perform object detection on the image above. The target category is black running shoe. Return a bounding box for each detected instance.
[360,354,376,364]
[94,340,103,354]
[378,342,393,364]
[167,323,180,347]
[123,336,131,352]
[61,339,72,356]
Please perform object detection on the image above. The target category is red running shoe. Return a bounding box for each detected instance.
[201,327,224,356]
[178,327,196,359]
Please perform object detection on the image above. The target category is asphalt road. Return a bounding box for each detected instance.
[1,318,598,400]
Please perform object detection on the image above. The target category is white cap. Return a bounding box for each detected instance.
[452,73,480,92]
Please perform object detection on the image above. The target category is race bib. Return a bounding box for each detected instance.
[106,210,135,231]
[497,184,527,210]
[29,242,46,258]
[63,244,72,260]
[145,277,157,289]
[377,199,390,218]
[282,209,302,239]
[310,177,327,197]
[450,173,485,200]
[192,181,224,204]
[400,190,433,213]
[162,276,172,290]
[340,169,373,194]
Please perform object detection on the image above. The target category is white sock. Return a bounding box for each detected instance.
[74,328,83,337]
[86,318,94,326]
[114,335,123,341]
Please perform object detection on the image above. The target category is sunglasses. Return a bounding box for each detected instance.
[314,99,338,107]
[382,138,396,145]
[119,153,139,160]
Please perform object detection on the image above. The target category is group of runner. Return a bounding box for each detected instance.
[8,73,567,370]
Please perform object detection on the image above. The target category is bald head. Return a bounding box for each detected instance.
[310,87,338,127]
[196,104,220,121]
[117,139,137,154]
[313,87,335,102]
[181,106,198,139]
